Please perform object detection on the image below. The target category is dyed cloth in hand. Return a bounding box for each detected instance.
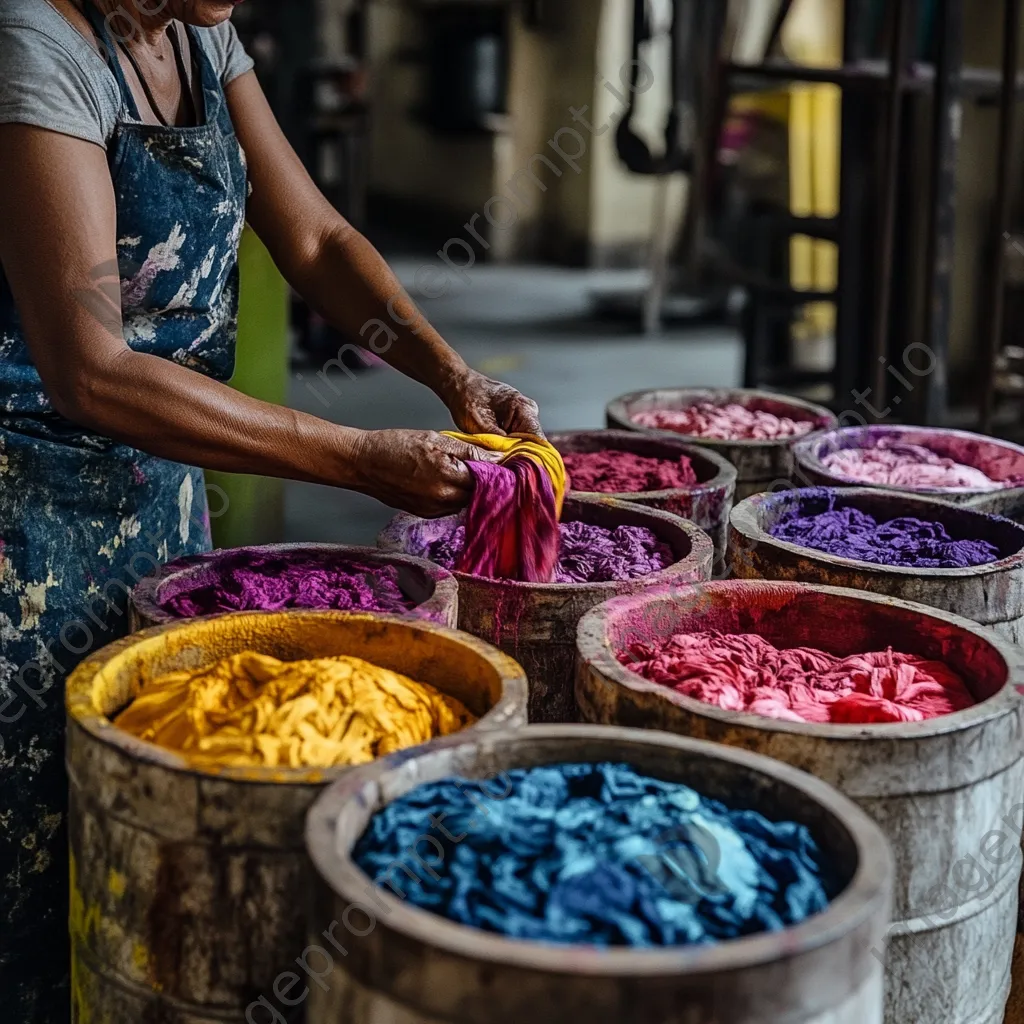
[822,441,999,490]
[632,403,816,441]
[419,519,674,584]
[563,450,698,493]
[442,432,567,583]
[770,495,1001,568]
[624,631,975,724]
[353,762,834,947]
[156,550,415,617]
[114,652,475,769]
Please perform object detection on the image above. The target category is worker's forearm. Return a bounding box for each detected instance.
[61,348,365,487]
[290,226,471,401]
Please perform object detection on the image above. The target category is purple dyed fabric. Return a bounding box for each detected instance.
[769,497,1000,569]
[418,520,674,583]
[156,550,415,616]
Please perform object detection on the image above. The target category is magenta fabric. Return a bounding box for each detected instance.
[623,630,976,724]
[821,441,1000,490]
[156,550,415,616]
[563,450,698,493]
[632,403,816,441]
[769,494,1001,568]
[420,519,674,584]
[455,458,560,583]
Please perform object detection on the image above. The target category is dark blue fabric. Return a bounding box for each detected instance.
[0,8,246,1020]
[353,763,836,948]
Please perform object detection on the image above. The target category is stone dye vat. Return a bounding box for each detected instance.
[551,429,736,564]
[606,388,836,500]
[131,543,459,629]
[305,724,893,1024]
[729,488,1024,644]
[380,495,713,723]
[577,580,1024,1024]
[66,611,526,1024]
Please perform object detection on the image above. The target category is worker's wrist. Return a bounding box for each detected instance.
[432,360,478,410]
[327,424,370,489]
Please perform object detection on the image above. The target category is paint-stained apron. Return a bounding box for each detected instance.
[0,8,247,1020]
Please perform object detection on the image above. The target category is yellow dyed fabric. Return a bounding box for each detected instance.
[443,431,566,515]
[113,652,476,769]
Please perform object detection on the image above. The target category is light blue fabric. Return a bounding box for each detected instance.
[0,5,247,1019]
[354,763,835,948]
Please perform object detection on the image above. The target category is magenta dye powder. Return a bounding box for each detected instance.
[415,520,674,583]
[156,550,415,616]
[769,493,1001,569]
[563,450,698,493]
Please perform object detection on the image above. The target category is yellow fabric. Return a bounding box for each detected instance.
[113,652,476,769]
[442,431,566,516]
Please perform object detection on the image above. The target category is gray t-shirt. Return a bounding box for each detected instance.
[0,0,254,148]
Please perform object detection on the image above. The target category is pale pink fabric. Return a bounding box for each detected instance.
[632,403,816,441]
[623,630,975,724]
[822,442,998,490]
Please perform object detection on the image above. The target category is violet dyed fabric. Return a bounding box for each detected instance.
[417,519,674,584]
[156,550,415,617]
[632,403,815,441]
[769,495,1001,568]
[563,450,698,493]
[456,458,560,583]
[821,441,1000,490]
[624,630,976,725]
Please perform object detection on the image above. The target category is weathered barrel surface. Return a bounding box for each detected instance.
[379,495,713,724]
[605,387,837,499]
[791,425,1024,517]
[577,580,1024,1024]
[550,429,737,564]
[729,487,1024,644]
[66,611,527,1024]
[130,543,460,630]
[305,724,893,1024]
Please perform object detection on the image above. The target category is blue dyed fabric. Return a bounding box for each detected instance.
[353,763,835,947]
[0,6,245,1019]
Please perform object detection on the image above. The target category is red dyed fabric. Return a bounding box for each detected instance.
[456,458,560,583]
[623,630,975,724]
[563,450,698,493]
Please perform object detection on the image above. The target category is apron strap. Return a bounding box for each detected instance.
[81,0,144,122]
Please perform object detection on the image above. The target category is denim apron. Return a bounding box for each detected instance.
[0,8,247,1020]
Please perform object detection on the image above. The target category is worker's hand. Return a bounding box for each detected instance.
[442,370,544,438]
[350,429,500,518]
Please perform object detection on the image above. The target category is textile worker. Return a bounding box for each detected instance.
[0,1,541,1017]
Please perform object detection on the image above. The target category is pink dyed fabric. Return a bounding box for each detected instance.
[623,630,975,724]
[822,442,1000,490]
[632,403,816,441]
[563,450,698,493]
[456,459,560,583]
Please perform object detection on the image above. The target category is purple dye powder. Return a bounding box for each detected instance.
[417,519,675,583]
[769,494,1001,569]
[156,550,416,617]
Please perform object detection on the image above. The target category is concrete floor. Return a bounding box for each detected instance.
[284,262,742,546]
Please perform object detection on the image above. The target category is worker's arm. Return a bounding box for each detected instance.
[226,71,543,438]
[0,122,495,517]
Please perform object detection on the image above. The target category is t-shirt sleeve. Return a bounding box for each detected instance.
[0,23,117,147]
[203,20,255,87]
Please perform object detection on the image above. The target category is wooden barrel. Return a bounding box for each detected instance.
[577,580,1024,1024]
[379,495,713,724]
[65,611,527,1024]
[729,487,1024,644]
[605,387,837,500]
[304,724,893,1024]
[791,425,1024,517]
[550,429,737,565]
[130,543,459,630]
